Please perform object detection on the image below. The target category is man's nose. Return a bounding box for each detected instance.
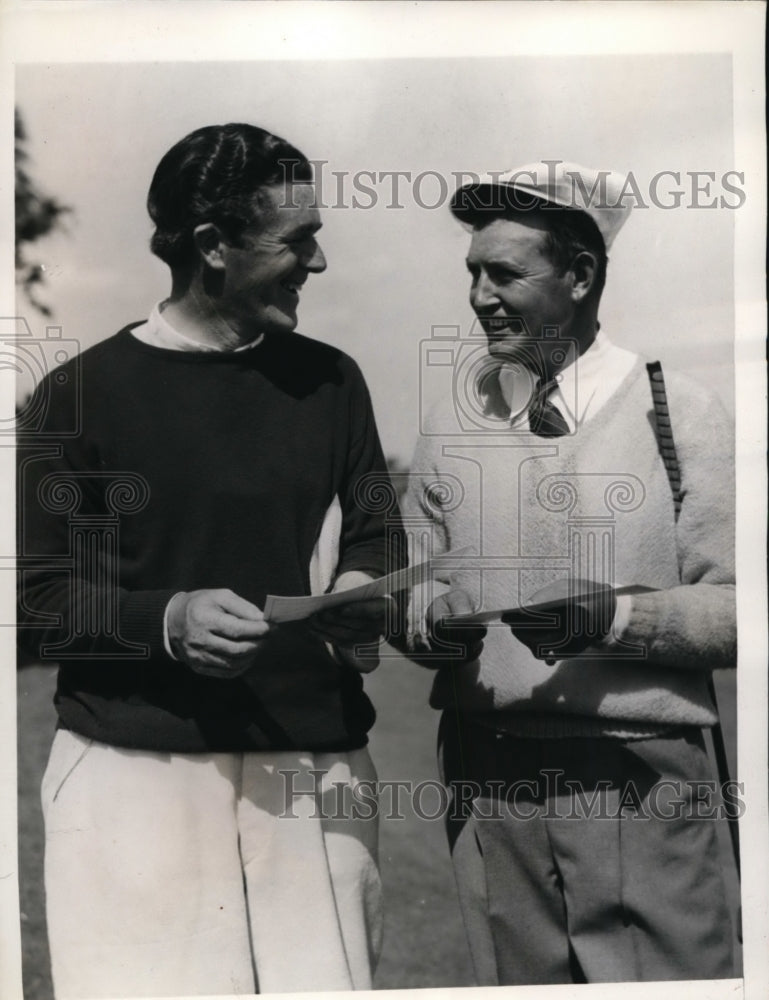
[470,272,497,310]
[305,241,327,274]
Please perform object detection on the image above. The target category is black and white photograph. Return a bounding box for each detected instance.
[2,3,766,1000]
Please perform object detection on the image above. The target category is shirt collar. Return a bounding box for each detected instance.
[132,302,265,353]
[497,332,632,432]
[555,330,611,428]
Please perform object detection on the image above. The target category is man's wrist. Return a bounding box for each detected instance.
[597,593,632,648]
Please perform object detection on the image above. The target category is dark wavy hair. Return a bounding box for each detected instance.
[147,123,313,274]
[451,186,608,297]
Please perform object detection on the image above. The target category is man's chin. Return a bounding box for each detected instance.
[260,309,299,336]
[485,335,540,366]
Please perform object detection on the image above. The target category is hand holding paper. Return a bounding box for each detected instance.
[263,547,471,624]
[446,579,657,663]
[423,589,487,668]
[309,571,393,672]
[501,578,617,661]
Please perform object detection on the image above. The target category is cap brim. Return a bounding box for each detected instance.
[450,182,553,221]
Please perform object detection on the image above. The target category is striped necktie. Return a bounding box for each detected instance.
[528,377,570,437]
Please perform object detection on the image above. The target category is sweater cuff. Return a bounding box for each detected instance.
[163,593,185,660]
[337,558,388,580]
[119,590,180,659]
[338,541,397,581]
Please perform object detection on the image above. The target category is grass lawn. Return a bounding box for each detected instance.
[17,659,738,997]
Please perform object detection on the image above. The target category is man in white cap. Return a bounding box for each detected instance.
[402,161,736,983]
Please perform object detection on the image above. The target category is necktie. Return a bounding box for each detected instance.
[528,377,570,437]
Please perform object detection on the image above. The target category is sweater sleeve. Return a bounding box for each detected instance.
[334,359,405,581]
[605,375,736,671]
[401,421,451,562]
[17,370,176,662]
[398,408,454,656]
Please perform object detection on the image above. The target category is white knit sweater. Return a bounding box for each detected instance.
[403,357,735,733]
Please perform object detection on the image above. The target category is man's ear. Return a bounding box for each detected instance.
[569,250,598,304]
[192,223,226,270]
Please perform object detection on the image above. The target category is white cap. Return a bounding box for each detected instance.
[451,160,632,250]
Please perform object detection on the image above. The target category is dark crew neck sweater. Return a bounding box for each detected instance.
[18,325,402,752]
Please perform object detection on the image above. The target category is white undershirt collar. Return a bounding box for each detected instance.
[131,302,265,353]
[497,332,637,432]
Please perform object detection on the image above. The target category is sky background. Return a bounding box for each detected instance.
[15,53,737,464]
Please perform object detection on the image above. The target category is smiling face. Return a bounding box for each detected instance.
[217,182,326,337]
[466,214,580,371]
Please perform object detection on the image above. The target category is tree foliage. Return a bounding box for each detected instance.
[15,108,70,317]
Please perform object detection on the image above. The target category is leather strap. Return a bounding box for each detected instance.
[646,361,683,519]
[646,361,740,882]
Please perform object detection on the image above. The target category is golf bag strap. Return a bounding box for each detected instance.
[646,361,683,518]
[646,361,740,880]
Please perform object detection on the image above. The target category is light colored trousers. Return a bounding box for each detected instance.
[42,729,381,998]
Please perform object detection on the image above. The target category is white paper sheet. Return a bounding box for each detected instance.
[263,547,471,623]
[446,583,658,625]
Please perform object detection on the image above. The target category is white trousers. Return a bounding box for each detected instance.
[42,729,382,998]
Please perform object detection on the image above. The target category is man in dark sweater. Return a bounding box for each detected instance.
[18,123,402,996]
